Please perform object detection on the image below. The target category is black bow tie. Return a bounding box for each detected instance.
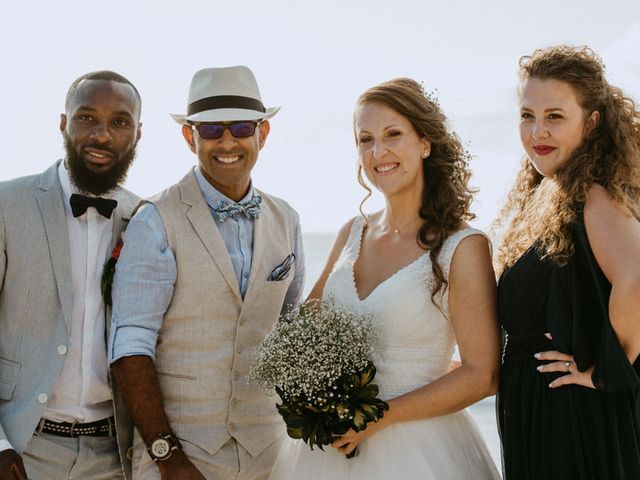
[69,193,118,219]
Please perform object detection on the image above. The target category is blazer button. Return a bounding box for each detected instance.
[57,345,68,355]
[232,372,240,381]
[229,423,236,432]
[231,398,239,407]
[236,346,244,354]
[38,393,48,404]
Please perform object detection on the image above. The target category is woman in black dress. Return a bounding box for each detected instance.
[496,45,640,479]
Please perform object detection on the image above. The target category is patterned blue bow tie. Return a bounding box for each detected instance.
[212,195,262,222]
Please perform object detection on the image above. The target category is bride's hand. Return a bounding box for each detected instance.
[535,349,596,389]
[331,422,383,455]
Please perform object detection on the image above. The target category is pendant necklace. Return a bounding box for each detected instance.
[388,217,422,235]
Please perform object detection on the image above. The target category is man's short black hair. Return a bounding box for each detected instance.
[65,70,141,115]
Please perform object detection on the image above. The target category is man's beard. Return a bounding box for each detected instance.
[63,133,137,196]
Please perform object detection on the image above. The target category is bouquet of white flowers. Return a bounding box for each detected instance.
[248,298,388,457]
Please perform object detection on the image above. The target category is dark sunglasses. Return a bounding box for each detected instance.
[191,121,259,140]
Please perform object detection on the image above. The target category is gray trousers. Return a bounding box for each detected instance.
[22,431,124,480]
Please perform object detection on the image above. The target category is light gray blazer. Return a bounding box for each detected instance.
[0,161,138,479]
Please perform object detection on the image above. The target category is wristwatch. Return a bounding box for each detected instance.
[148,433,181,462]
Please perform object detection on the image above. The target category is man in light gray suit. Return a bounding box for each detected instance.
[110,66,304,479]
[0,71,142,480]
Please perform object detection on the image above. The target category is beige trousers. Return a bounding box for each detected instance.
[22,431,123,480]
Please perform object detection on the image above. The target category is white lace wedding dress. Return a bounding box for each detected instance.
[269,217,500,480]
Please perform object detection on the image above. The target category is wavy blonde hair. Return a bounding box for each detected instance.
[496,46,640,273]
[356,78,476,300]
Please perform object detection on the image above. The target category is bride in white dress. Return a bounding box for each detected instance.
[269,78,501,479]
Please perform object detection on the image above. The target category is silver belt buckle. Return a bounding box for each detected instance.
[69,420,80,437]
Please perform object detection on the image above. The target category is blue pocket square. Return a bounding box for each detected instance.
[268,253,296,281]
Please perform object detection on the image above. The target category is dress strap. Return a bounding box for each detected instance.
[438,227,489,281]
[333,215,366,268]
[348,215,366,242]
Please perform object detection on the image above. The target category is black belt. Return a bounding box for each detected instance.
[37,417,115,437]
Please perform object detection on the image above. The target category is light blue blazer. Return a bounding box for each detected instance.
[0,161,138,479]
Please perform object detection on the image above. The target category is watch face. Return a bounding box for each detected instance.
[151,438,171,458]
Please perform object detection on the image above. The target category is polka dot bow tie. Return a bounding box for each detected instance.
[212,195,262,223]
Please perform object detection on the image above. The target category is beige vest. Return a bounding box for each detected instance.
[152,170,295,457]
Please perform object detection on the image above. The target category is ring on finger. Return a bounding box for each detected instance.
[564,361,571,371]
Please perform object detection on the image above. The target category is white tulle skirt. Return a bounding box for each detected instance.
[268,410,500,480]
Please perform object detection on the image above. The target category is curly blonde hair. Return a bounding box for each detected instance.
[496,46,640,273]
[356,78,476,300]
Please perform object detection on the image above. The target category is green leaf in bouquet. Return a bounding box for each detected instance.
[355,363,377,388]
[306,421,334,451]
[276,388,350,451]
[303,420,318,446]
[352,407,368,431]
[335,403,350,420]
[362,398,389,419]
[337,362,390,433]
[286,423,304,440]
[351,397,390,431]
[355,384,380,400]
[282,413,307,439]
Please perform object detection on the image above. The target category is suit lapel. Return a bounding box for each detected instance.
[244,200,267,301]
[180,171,242,301]
[36,163,73,334]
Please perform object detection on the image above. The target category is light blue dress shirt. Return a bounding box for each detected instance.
[109,167,305,362]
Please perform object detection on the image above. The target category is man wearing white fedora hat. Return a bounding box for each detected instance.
[109,65,304,479]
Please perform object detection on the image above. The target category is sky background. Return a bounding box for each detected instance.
[1,1,639,233]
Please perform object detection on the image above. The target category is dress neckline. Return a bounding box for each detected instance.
[350,217,428,302]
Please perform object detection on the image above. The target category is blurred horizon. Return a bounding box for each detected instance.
[1,1,639,233]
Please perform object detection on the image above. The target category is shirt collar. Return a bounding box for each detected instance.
[194,166,255,208]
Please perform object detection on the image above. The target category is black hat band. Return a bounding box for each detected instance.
[187,95,266,116]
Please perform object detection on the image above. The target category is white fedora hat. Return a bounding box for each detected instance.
[170,65,280,124]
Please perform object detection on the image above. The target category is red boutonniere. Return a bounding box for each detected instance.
[101,238,124,307]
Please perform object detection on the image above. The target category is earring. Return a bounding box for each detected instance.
[422,151,429,159]
[357,165,371,228]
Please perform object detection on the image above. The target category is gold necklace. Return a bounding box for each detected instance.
[387,217,422,235]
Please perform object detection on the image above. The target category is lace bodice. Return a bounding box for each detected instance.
[323,216,486,400]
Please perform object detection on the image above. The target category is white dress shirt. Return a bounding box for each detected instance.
[42,163,116,423]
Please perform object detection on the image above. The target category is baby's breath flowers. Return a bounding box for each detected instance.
[249,298,373,399]
[248,298,388,457]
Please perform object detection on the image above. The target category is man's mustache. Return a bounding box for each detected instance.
[82,144,117,156]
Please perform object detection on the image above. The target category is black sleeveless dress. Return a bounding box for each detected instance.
[498,212,640,479]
